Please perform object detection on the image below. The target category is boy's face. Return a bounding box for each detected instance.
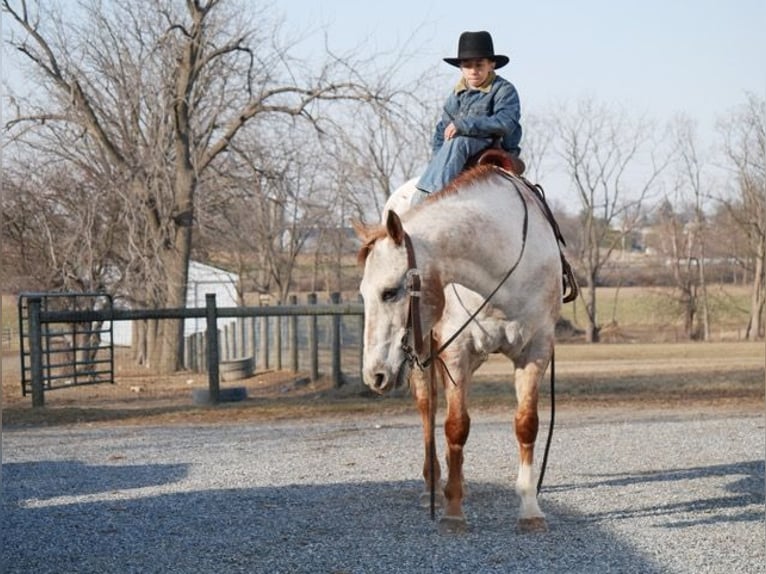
[459,58,495,88]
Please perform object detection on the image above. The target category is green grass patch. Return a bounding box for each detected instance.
[560,284,751,331]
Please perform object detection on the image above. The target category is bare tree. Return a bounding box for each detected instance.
[671,116,711,339]
[325,93,436,222]
[199,127,336,303]
[1,162,126,294]
[3,0,397,371]
[521,112,556,184]
[652,196,706,339]
[719,94,766,339]
[554,99,670,342]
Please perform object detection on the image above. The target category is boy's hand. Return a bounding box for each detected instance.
[444,122,458,140]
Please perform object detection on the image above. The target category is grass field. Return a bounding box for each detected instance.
[561,284,752,341]
[2,340,763,427]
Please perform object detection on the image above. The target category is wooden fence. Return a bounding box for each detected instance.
[183,292,364,380]
[23,292,363,407]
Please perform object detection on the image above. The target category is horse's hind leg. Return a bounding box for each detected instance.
[512,339,552,533]
[411,367,444,509]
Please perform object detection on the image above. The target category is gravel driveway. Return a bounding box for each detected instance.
[2,406,764,573]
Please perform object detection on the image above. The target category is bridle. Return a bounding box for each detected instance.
[397,174,557,519]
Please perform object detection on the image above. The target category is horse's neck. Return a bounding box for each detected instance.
[407,183,521,291]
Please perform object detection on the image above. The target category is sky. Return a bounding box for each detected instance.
[3,0,765,206]
[273,0,766,205]
[277,0,765,137]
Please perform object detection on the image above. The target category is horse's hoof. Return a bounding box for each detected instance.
[517,517,548,534]
[438,515,468,534]
[419,491,445,509]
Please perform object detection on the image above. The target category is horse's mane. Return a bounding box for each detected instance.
[425,164,503,204]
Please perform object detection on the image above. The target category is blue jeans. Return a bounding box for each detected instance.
[417,136,493,194]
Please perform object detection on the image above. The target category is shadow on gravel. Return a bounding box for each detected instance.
[2,459,189,500]
[546,459,765,526]
[2,470,667,574]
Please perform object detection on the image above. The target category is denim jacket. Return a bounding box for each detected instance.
[432,73,522,156]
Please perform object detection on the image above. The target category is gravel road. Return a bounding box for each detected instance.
[2,406,764,573]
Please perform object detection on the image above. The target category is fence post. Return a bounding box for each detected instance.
[330,292,342,387]
[28,297,45,408]
[223,323,231,361]
[289,294,299,372]
[308,293,319,381]
[238,318,246,360]
[183,334,190,371]
[259,296,269,370]
[196,332,205,372]
[275,311,283,370]
[205,293,220,404]
[247,317,256,363]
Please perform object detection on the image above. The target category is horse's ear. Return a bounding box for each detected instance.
[351,219,367,240]
[385,210,405,246]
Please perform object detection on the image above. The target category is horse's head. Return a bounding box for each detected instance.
[355,211,444,394]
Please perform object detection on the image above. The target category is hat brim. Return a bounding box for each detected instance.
[443,55,509,69]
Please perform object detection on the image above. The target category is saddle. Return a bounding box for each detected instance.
[466,147,526,176]
[468,147,579,304]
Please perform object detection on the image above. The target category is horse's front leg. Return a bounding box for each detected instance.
[411,367,444,510]
[440,361,470,534]
[513,343,551,533]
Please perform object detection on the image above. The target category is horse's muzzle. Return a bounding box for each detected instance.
[368,372,390,394]
[365,361,409,395]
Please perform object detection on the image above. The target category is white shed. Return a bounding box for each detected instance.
[184,260,239,337]
[110,261,239,346]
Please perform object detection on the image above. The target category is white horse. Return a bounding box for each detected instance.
[382,177,519,359]
[357,165,562,533]
[382,178,525,532]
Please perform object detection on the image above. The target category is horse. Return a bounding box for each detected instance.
[381,178,526,532]
[356,165,562,533]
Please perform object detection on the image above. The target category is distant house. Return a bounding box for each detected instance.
[111,261,239,346]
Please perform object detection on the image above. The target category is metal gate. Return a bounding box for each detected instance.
[18,292,115,400]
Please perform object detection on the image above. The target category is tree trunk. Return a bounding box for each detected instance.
[132,320,148,366]
[584,274,600,343]
[747,236,765,339]
[681,288,696,339]
[156,207,193,373]
[147,317,161,369]
[698,252,711,341]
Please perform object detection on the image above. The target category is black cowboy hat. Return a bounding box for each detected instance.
[443,31,509,69]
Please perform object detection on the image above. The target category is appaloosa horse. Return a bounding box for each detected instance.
[381,179,529,532]
[357,165,562,533]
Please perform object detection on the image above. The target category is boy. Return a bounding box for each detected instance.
[417,30,522,197]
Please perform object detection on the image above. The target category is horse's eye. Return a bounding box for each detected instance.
[381,288,399,302]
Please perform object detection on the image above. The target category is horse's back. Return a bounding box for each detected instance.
[440,170,563,333]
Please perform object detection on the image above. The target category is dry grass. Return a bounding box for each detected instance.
[2,341,763,428]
